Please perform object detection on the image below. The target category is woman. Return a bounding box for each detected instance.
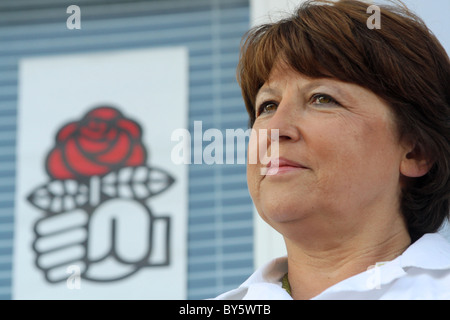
[216,0,450,300]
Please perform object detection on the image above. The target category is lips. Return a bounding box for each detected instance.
[263,157,308,176]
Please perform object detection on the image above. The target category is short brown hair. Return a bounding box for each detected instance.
[238,0,450,241]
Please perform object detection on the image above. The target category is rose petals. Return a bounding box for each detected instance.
[96,131,131,164]
[46,106,147,180]
[86,106,120,121]
[56,122,78,142]
[117,119,141,139]
[64,139,110,177]
[77,136,110,153]
[126,144,146,167]
[46,148,76,180]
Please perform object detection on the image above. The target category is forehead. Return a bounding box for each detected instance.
[256,65,345,100]
[256,58,337,92]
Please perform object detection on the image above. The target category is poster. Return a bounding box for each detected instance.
[14,47,188,299]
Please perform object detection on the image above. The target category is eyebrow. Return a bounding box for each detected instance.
[256,79,354,104]
[256,86,279,98]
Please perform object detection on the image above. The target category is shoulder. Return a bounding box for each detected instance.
[388,233,450,299]
[400,233,450,269]
[312,233,450,300]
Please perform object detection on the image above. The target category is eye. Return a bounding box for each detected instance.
[257,101,278,116]
[310,94,340,107]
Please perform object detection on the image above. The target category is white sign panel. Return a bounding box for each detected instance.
[14,47,188,299]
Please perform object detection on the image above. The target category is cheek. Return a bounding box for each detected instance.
[246,138,262,202]
[246,166,258,211]
[246,128,274,209]
[313,118,401,195]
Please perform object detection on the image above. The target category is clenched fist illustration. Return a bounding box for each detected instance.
[27,107,175,283]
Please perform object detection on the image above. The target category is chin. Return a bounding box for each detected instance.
[256,196,312,225]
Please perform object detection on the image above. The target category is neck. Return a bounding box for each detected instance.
[283,220,411,300]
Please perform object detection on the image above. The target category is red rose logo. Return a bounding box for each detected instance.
[46,106,147,180]
[28,105,175,283]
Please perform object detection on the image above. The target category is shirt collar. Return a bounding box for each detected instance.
[399,233,450,270]
[240,256,288,287]
[233,233,450,299]
[236,257,291,299]
[315,233,450,298]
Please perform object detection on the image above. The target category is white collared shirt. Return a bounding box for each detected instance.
[214,233,450,300]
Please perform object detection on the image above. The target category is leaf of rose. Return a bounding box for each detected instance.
[101,166,175,200]
[27,180,88,213]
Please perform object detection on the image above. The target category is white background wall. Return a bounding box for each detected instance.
[251,0,450,267]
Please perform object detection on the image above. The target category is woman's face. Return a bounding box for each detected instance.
[247,62,409,240]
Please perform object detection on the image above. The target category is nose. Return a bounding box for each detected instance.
[266,99,302,143]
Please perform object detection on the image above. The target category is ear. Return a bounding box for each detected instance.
[400,143,433,178]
